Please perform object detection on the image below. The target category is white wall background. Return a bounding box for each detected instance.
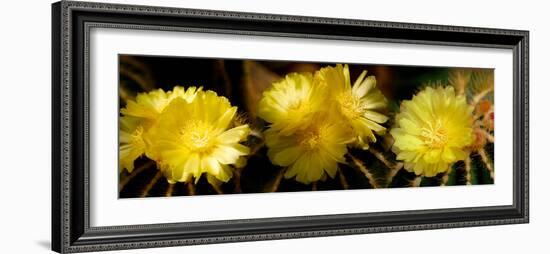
[0,0,546,253]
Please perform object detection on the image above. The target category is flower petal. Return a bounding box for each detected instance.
[216,125,250,144]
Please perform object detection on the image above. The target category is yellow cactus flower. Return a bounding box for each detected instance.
[315,64,388,149]
[150,91,251,184]
[390,86,474,177]
[120,88,170,120]
[119,116,148,172]
[121,86,202,121]
[118,86,202,172]
[265,113,355,184]
[258,72,326,135]
[168,86,203,103]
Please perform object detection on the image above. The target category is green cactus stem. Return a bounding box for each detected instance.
[165,183,175,197]
[440,170,451,186]
[211,183,224,195]
[266,168,285,192]
[478,149,494,179]
[385,163,403,188]
[411,176,422,187]
[348,154,380,189]
[338,170,349,189]
[368,147,394,168]
[140,171,162,198]
[464,156,472,185]
[118,160,154,192]
[233,168,243,193]
[186,181,196,196]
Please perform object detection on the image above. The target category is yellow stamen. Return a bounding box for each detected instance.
[131,126,145,147]
[297,125,327,151]
[179,121,214,152]
[337,93,364,119]
[420,120,448,148]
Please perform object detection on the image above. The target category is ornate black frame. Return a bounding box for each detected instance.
[51,1,529,253]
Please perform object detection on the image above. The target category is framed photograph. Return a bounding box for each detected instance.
[52,1,529,253]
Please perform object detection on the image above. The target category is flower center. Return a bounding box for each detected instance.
[131,126,145,148]
[338,93,364,119]
[420,120,448,148]
[297,125,327,151]
[179,121,214,152]
[288,98,310,116]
